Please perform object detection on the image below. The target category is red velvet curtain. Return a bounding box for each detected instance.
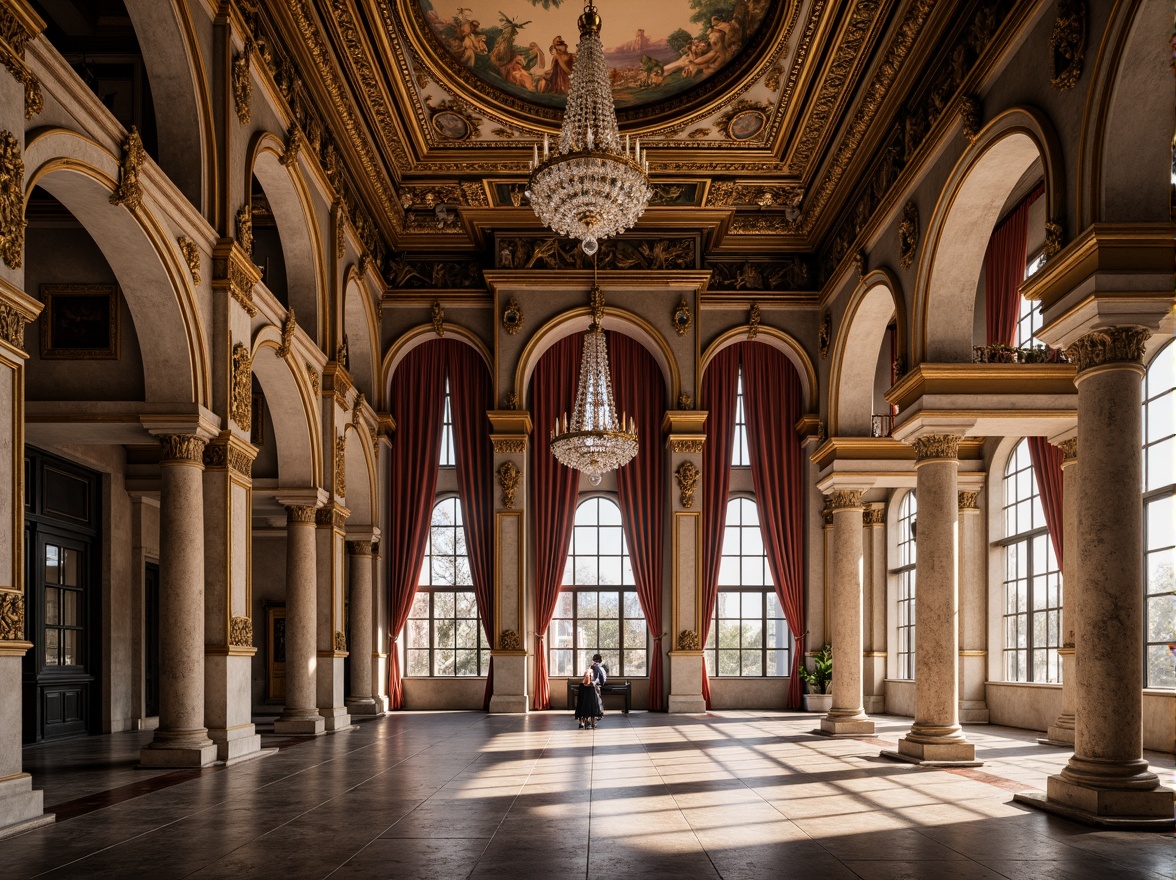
[699,346,741,708]
[740,342,807,710]
[386,341,448,709]
[1027,437,1065,566]
[530,335,583,710]
[985,183,1044,347]
[607,332,666,710]
[447,342,496,709]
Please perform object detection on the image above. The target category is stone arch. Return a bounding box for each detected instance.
[514,308,680,408]
[700,326,817,413]
[1079,0,1174,225]
[342,266,379,399]
[24,129,207,406]
[914,107,1065,363]
[245,132,326,347]
[123,0,211,212]
[382,324,492,409]
[829,269,907,436]
[343,421,377,529]
[250,327,321,488]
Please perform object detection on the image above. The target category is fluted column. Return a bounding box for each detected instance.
[1036,328,1173,823]
[345,540,380,715]
[957,489,989,723]
[885,434,977,765]
[140,435,217,767]
[821,489,874,735]
[1042,437,1077,746]
[273,505,324,735]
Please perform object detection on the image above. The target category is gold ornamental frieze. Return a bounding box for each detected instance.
[229,615,254,648]
[1066,327,1149,374]
[496,237,695,272]
[0,130,24,269]
[0,591,24,640]
[492,438,526,455]
[231,343,253,433]
[0,4,44,119]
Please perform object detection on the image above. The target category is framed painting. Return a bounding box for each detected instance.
[40,284,120,360]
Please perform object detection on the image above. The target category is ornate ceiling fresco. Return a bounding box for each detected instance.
[258,0,1027,289]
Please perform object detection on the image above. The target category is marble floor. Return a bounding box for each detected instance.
[3,711,1174,879]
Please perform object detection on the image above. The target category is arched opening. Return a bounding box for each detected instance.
[342,272,378,399]
[830,272,905,436]
[249,336,319,490]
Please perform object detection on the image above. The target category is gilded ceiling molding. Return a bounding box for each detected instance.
[1049,0,1084,91]
[497,461,521,510]
[897,201,919,269]
[232,38,253,124]
[109,127,146,211]
[911,434,960,462]
[0,130,24,269]
[675,461,701,509]
[235,203,253,256]
[716,100,771,142]
[747,303,761,340]
[231,343,253,432]
[0,591,24,641]
[497,237,694,272]
[706,259,811,291]
[502,298,523,336]
[1065,327,1148,374]
[229,616,253,648]
[0,7,42,119]
[276,307,296,358]
[672,297,692,337]
[159,434,207,465]
[431,300,444,337]
[178,236,200,284]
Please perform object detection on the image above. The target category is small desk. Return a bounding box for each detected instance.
[567,680,632,713]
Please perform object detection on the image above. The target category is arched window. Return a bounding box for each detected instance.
[731,366,751,467]
[439,377,455,466]
[1000,439,1062,682]
[894,491,917,680]
[548,497,646,677]
[706,497,790,676]
[1143,339,1175,688]
[406,496,489,676]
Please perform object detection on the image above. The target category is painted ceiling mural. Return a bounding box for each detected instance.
[417,0,772,111]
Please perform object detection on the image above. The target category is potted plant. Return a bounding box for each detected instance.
[800,643,833,712]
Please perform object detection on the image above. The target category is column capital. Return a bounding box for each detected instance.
[345,540,373,557]
[286,505,316,524]
[158,434,206,465]
[957,490,980,510]
[0,591,25,641]
[202,433,257,477]
[316,504,349,528]
[1065,327,1149,374]
[828,489,864,511]
[1055,437,1078,463]
[863,505,885,525]
[489,410,532,455]
[910,434,961,462]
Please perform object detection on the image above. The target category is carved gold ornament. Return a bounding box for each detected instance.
[747,303,761,340]
[178,237,200,284]
[1049,0,1085,91]
[0,303,26,350]
[1056,437,1078,462]
[1043,220,1063,258]
[492,438,526,454]
[853,250,866,278]
[863,506,885,525]
[335,435,347,497]
[670,438,704,454]
[203,440,254,477]
[281,123,303,168]
[501,298,523,335]
[959,94,981,144]
[232,39,253,124]
[911,434,961,462]
[1065,327,1149,373]
[316,506,347,528]
[159,434,206,464]
[287,505,316,524]
[828,489,863,510]
[276,307,296,358]
[677,393,694,411]
[0,591,24,640]
[0,130,24,269]
[235,203,253,256]
[675,461,701,509]
[898,201,919,269]
[334,630,347,652]
[231,343,253,432]
[230,616,253,648]
[337,334,350,370]
[227,260,257,316]
[499,629,521,652]
[110,127,145,211]
[346,540,373,556]
[504,391,519,410]
[497,461,521,510]
[818,310,832,359]
[0,10,43,119]
[957,490,980,510]
[332,198,347,260]
[673,296,692,336]
[677,630,700,651]
[431,300,445,337]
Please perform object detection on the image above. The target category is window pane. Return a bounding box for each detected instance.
[554,592,573,618]
[63,630,79,666]
[44,629,59,666]
[435,648,455,675]
[624,649,646,676]
[623,619,646,647]
[62,549,80,587]
[45,588,59,626]
[598,617,620,648]
[455,619,478,649]
[45,545,60,584]
[407,650,430,677]
[623,592,643,618]
[551,649,573,678]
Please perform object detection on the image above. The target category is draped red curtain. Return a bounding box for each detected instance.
[984,183,1044,348]
[699,346,741,708]
[447,342,496,709]
[1027,437,1065,566]
[607,332,666,710]
[740,343,807,710]
[386,341,448,709]
[530,335,583,710]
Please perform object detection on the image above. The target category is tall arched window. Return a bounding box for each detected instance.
[406,496,489,676]
[1143,339,1175,688]
[731,367,751,466]
[548,497,646,677]
[705,497,790,676]
[1000,439,1062,682]
[894,491,917,680]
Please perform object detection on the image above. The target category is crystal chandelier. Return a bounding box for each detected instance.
[550,282,638,485]
[527,2,652,255]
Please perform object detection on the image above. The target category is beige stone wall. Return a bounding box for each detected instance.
[884,679,916,717]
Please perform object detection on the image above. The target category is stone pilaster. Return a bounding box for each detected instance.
[1042,437,1077,746]
[488,411,530,713]
[315,505,351,731]
[345,538,381,716]
[1022,328,1174,826]
[140,435,218,767]
[885,434,979,766]
[665,411,707,713]
[273,503,324,735]
[821,489,874,735]
[957,487,989,723]
[863,505,887,714]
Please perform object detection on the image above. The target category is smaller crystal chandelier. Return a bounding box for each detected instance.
[526,2,652,255]
[550,277,638,485]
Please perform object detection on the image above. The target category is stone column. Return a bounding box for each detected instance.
[273,504,324,735]
[140,436,218,767]
[957,489,989,723]
[1034,328,1173,824]
[666,412,708,713]
[885,434,977,766]
[345,539,380,715]
[315,506,350,731]
[862,505,887,713]
[821,490,874,735]
[1042,437,1077,745]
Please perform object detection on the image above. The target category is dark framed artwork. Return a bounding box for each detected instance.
[40,285,120,360]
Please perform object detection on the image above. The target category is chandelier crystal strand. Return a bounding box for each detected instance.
[527,2,651,255]
[550,285,638,485]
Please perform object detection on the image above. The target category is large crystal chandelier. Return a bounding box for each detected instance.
[527,2,652,255]
[550,282,638,485]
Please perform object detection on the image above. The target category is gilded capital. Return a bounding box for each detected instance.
[286,505,316,524]
[0,303,27,350]
[911,434,961,462]
[0,592,25,640]
[828,489,863,510]
[316,506,347,528]
[958,490,980,510]
[229,616,253,648]
[863,506,885,525]
[1056,437,1077,463]
[346,540,373,556]
[158,434,206,464]
[1065,327,1149,374]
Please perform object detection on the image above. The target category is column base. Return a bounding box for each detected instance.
[863,695,885,714]
[488,653,528,713]
[883,732,980,766]
[139,739,218,768]
[318,706,352,732]
[959,700,990,724]
[1039,714,1075,747]
[819,715,875,736]
[1012,778,1175,830]
[667,695,707,713]
[208,727,264,764]
[0,775,52,840]
[488,694,528,714]
[668,652,705,713]
[345,697,384,716]
[274,708,325,736]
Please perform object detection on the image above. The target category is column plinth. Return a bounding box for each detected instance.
[345,540,381,716]
[274,504,324,736]
[821,490,873,735]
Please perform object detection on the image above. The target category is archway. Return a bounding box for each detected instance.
[700,326,817,413]
[342,268,379,399]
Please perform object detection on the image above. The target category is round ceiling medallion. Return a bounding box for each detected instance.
[431,110,472,140]
[725,107,766,140]
[413,1,780,120]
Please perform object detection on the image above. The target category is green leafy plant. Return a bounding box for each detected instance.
[800,643,833,694]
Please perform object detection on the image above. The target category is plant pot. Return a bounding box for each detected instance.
[803,693,833,713]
